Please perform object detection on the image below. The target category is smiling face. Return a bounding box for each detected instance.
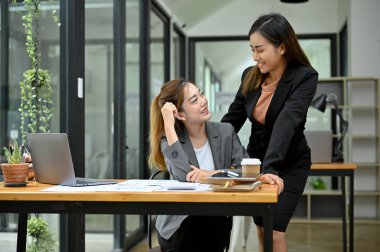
[177,83,211,123]
[250,32,286,80]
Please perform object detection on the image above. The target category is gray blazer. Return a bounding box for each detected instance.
[156,121,249,239]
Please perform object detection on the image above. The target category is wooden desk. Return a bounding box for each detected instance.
[0,181,278,252]
[311,163,357,252]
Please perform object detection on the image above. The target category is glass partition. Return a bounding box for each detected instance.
[172,26,185,78]
[125,0,142,237]
[195,40,252,146]
[84,1,114,251]
[150,10,165,101]
[299,38,331,78]
[300,38,332,130]
[84,1,145,249]
[172,29,179,78]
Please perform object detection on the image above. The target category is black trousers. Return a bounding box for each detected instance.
[157,216,232,252]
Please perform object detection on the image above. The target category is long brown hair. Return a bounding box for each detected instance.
[242,13,312,95]
[148,79,191,171]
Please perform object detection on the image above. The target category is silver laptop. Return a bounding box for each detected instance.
[26,133,117,187]
[305,130,333,163]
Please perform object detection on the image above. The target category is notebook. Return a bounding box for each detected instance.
[26,133,117,187]
[305,130,333,163]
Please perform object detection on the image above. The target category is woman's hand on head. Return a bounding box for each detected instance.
[161,102,178,127]
[186,165,221,183]
[258,173,284,194]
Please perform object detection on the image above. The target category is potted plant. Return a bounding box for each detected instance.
[1,140,29,186]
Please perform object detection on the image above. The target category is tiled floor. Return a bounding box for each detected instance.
[1,222,379,251]
[131,222,380,252]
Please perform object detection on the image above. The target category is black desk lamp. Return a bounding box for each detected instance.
[311,93,349,162]
[281,0,308,3]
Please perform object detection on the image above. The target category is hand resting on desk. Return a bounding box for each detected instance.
[257,173,284,194]
[186,165,223,183]
[187,164,283,194]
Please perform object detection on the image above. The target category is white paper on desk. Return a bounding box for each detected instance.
[100,185,159,192]
[156,184,211,192]
[118,179,211,191]
[40,184,124,192]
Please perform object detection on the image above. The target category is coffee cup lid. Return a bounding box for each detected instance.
[241,158,261,165]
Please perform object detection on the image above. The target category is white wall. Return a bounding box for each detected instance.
[338,0,349,30]
[349,0,380,78]
[188,0,339,36]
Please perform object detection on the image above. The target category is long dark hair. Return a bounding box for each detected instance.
[148,79,192,171]
[242,13,311,95]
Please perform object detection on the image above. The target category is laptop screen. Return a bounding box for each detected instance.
[26,133,77,185]
[305,130,333,163]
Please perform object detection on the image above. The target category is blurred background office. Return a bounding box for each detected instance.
[0,0,379,251]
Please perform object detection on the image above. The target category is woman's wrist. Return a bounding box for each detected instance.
[164,123,175,130]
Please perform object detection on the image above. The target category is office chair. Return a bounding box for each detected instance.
[147,170,234,252]
[87,149,112,179]
[229,216,252,251]
[148,170,167,252]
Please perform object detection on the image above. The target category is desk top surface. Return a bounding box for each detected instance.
[0,181,278,203]
[311,162,357,170]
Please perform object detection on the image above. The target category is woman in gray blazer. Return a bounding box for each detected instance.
[149,79,283,252]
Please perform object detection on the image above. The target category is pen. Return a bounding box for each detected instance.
[226,170,239,177]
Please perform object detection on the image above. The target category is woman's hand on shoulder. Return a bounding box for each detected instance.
[258,173,284,194]
[186,165,222,183]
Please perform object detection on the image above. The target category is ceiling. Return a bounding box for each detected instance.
[8,0,337,88]
[159,0,233,30]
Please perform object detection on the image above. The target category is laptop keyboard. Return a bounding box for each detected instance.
[75,177,116,186]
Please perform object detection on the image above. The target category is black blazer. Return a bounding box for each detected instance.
[221,65,318,175]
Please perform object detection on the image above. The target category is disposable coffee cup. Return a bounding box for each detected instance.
[241,158,261,175]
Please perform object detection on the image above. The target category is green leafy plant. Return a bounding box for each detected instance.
[17,0,56,144]
[310,177,326,190]
[27,215,56,252]
[2,140,23,164]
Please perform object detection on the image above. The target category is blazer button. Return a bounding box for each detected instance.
[172,151,178,159]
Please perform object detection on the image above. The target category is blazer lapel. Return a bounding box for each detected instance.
[205,122,221,169]
[246,87,262,121]
[177,128,199,167]
[265,68,293,127]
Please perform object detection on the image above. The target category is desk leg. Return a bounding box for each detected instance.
[17,213,28,252]
[349,171,354,252]
[341,175,347,252]
[263,204,273,252]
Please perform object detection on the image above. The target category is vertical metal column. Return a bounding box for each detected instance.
[173,24,186,78]
[113,0,126,250]
[152,1,170,82]
[0,0,9,155]
[60,0,85,251]
[163,11,170,82]
[16,213,27,252]
[139,0,151,180]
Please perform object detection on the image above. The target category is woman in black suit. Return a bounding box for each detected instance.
[222,13,318,252]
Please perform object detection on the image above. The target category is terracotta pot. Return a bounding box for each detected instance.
[27,164,35,180]
[1,163,29,186]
